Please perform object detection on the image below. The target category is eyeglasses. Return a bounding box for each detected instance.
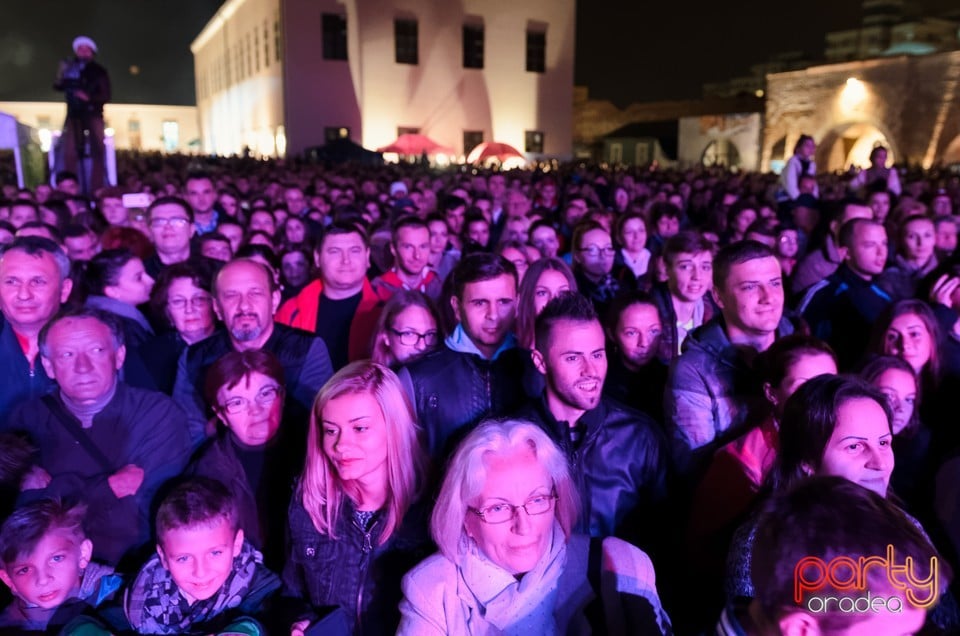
[578,246,616,258]
[470,493,557,524]
[390,328,439,347]
[168,295,212,311]
[219,385,283,415]
[150,217,191,228]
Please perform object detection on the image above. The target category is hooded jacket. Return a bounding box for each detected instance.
[665,315,798,470]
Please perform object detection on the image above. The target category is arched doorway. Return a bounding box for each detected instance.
[701,139,742,168]
[816,122,898,172]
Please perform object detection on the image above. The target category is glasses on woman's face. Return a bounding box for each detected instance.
[219,385,283,415]
[469,493,557,524]
[390,328,439,347]
[168,294,212,311]
[578,245,616,258]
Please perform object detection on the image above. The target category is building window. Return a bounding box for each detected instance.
[395,19,418,65]
[274,14,281,62]
[525,130,544,153]
[325,127,350,143]
[526,30,546,73]
[129,119,142,150]
[255,30,260,71]
[463,130,483,155]
[264,21,270,67]
[247,33,253,75]
[162,121,179,152]
[463,24,484,69]
[323,14,348,60]
[609,142,622,164]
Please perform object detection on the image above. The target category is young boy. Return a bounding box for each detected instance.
[0,499,121,633]
[123,477,280,635]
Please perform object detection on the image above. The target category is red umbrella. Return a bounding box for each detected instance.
[377,133,453,155]
[466,141,525,164]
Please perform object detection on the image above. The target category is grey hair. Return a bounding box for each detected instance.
[0,236,71,281]
[38,307,125,360]
[430,419,580,565]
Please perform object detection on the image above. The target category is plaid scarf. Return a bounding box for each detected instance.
[124,540,261,635]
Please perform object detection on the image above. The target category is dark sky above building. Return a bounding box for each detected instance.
[1,0,956,108]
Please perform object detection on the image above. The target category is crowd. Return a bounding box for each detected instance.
[0,140,956,635]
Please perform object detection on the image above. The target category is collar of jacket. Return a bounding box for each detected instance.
[685,315,796,368]
[534,392,607,447]
[444,324,517,361]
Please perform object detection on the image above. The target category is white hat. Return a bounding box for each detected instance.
[72,36,97,54]
[389,181,408,197]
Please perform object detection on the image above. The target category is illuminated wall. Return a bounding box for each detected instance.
[194,0,574,158]
[0,102,199,153]
[191,0,285,157]
[763,50,960,171]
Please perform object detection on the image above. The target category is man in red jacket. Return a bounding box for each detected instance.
[276,223,382,370]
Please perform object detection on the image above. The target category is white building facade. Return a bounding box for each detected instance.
[191,0,575,159]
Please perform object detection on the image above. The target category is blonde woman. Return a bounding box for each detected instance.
[285,361,429,635]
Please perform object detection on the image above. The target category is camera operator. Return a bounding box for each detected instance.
[54,35,110,195]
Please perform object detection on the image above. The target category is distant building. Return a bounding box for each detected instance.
[0,102,199,153]
[191,0,575,158]
[824,0,959,62]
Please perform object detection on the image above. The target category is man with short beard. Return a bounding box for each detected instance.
[513,292,669,547]
[173,258,333,447]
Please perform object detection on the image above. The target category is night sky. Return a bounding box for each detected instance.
[1,0,956,108]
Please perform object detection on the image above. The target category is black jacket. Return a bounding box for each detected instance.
[173,324,333,447]
[283,492,431,636]
[800,263,892,370]
[513,395,672,551]
[399,345,528,460]
[189,428,305,572]
[0,317,56,427]
[3,384,192,567]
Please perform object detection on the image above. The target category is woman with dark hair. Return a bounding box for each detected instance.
[84,247,155,347]
[849,145,902,196]
[189,349,302,572]
[515,258,577,350]
[683,336,837,627]
[602,290,670,420]
[721,374,955,613]
[877,214,938,300]
[872,299,942,407]
[861,355,931,511]
[140,260,219,393]
[613,212,651,285]
[279,245,313,302]
[369,290,442,368]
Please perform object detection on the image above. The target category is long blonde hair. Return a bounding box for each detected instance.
[300,361,426,545]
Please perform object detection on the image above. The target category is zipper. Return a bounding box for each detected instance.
[354,516,378,632]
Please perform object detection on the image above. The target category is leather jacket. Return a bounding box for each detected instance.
[283,491,431,635]
[400,346,528,459]
[513,395,671,550]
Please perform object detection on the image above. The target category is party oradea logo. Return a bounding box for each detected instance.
[793,545,939,614]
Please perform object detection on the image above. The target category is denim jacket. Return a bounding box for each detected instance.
[283,489,432,635]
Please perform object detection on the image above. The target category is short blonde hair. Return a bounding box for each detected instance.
[430,419,579,564]
[300,361,426,545]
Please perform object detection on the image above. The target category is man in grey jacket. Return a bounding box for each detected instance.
[666,241,796,475]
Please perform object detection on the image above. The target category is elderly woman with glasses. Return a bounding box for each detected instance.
[399,419,673,635]
[186,349,302,572]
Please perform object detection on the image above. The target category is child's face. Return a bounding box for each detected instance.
[0,531,92,609]
[157,519,243,604]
